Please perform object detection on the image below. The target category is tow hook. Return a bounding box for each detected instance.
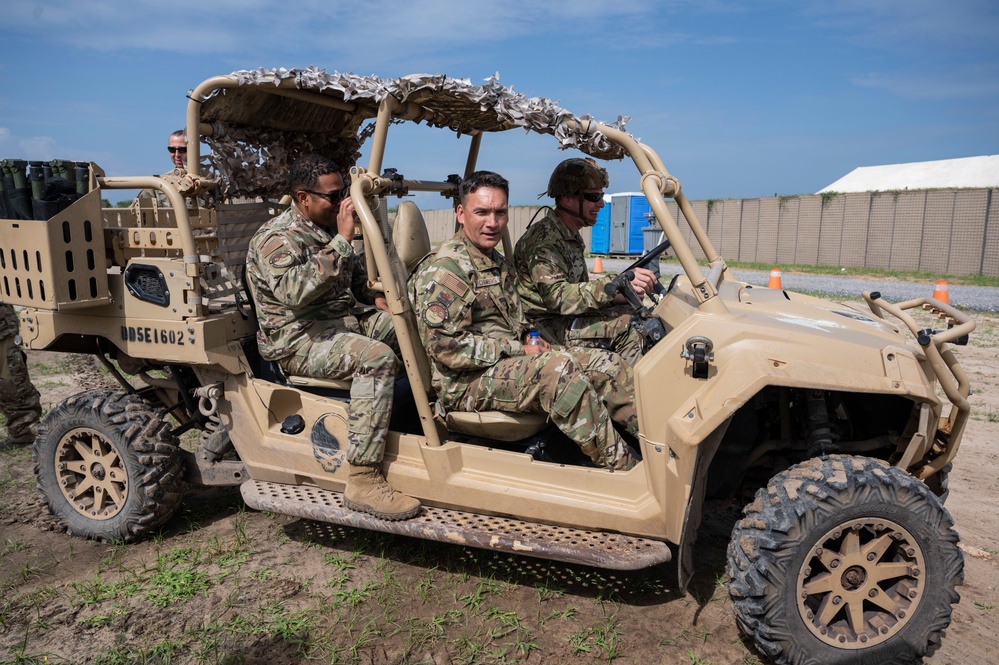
[193,382,224,417]
[681,336,714,379]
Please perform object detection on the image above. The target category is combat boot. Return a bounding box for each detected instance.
[344,463,421,520]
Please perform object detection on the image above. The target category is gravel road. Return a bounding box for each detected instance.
[590,258,998,313]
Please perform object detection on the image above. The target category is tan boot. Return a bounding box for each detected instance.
[344,464,421,520]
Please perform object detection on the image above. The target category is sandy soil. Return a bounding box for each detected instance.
[1,313,997,664]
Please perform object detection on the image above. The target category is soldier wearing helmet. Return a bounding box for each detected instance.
[512,158,657,365]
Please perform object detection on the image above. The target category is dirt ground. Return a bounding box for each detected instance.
[1,311,997,664]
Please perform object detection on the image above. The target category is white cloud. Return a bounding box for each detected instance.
[0,126,119,163]
[0,127,56,158]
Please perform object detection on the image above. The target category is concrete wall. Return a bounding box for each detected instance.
[411,189,998,277]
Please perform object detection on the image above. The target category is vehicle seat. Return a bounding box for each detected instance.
[284,374,352,391]
[241,264,352,391]
[389,203,549,442]
[445,410,550,442]
[393,200,432,277]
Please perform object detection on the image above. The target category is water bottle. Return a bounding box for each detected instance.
[525,329,543,347]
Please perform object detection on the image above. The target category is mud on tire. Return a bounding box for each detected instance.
[726,455,962,665]
[33,389,184,542]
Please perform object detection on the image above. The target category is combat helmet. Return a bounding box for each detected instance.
[546,158,608,198]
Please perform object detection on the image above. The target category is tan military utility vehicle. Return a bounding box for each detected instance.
[0,68,973,665]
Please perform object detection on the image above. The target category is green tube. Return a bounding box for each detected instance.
[29,161,45,199]
[75,162,89,194]
[9,159,28,189]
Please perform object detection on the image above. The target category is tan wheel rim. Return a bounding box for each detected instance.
[55,427,129,520]
[796,517,924,648]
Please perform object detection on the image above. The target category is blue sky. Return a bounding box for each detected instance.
[1,0,996,206]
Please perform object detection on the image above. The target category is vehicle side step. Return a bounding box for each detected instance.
[241,480,671,570]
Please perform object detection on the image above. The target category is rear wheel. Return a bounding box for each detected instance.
[726,455,962,665]
[33,390,184,542]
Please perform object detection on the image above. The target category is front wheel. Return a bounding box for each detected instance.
[33,390,184,542]
[726,455,962,665]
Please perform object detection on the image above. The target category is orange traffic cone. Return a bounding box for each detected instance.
[932,280,949,305]
[768,267,783,289]
[593,256,604,274]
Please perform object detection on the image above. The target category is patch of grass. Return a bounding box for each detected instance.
[72,573,141,607]
[568,612,624,659]
[334,581,378,608]
[322,552,358,572]
[1,538,32,559]
[254,601,314,643]
[35,379,70,390]
[0,467,30,499]
[973,601,997,611]
[28,358,78,377]
[660,628,711,647]
[687,649,712,664]
[542,605,578,622]
[75,545,217,610]
[534,577,566,602]
[144,563,212,608]
[455,578,504,611]
[416,569,439,604]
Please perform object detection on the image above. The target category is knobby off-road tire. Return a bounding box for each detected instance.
[33,389,184,542]
[726,455,962,665]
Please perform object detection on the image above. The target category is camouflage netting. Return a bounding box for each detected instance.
[198,67,631,201]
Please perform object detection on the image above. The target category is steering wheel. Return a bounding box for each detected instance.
[601,237,672,348]
[621,235,672,299]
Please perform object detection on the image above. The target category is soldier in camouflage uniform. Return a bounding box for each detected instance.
[412,171,639,470]
[133,130,188,208]
[245,155,419,520]
[0,303,42,446]
[513,158,658,366]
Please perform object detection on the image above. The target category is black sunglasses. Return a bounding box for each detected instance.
[304,188,347,205]
[580,192,604,203]
[167,146,188,154]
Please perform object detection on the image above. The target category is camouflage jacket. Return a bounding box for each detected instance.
[412,230,529,400]
[513,210,616,324]
[0,303,19,338]
[245,205,378,361]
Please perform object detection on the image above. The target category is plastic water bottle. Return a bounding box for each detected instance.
[526,329,543,347]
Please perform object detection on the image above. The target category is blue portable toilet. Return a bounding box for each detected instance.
[610,193,651,254]
[590,200,611,254]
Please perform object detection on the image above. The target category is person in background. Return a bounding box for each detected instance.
[167,129,187,169]
[0,303,42,447]
[513,157,657,366]
[133,129,188,208]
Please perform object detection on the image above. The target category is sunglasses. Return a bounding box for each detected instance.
[580,192,604,203]
[167,146,188,154]
[304,188,347,205]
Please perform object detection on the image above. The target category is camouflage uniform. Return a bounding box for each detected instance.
[513,210,644,365]
[0,304,42,445]
[245,205,400,465]
[412,230,638,469]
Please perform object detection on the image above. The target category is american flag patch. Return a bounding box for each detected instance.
[441,272,469,297]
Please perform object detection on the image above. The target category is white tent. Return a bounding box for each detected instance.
[818,155,999,193]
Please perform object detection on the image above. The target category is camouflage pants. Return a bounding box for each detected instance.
[538,306,643,366]
[448,348,638,469]
[0,307,42,444]
[281,310,400,465]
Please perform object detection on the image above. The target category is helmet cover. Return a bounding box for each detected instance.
[546,158,608,198]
